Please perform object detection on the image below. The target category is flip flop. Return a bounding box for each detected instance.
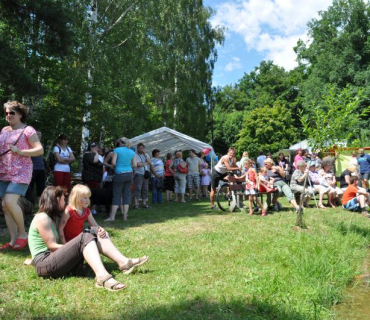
[12,238,28,250]
[0,243,13,250]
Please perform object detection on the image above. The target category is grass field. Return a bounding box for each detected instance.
[1,198,370,319]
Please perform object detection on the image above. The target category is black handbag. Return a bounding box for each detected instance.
[144,170,151,179]
[155,178,164,190]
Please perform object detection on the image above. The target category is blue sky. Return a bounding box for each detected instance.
[204,0,334,87]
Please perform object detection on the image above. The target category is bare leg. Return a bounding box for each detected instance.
[105,204,119,221]
[122,204,129,220]
[2,200,18,246]
[96,236,129,268]
[358,194,366,207]
[364,179,369,189]
[3,194,27,242]
[290,199,300,210]
[189,188,193,200]
[248,196,253,214]
[83,241,125,289]
[181,193,185,202]
[195,187,199,200]
[210,188,215,206]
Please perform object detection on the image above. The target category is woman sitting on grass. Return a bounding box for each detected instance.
[28,186,147,291]
[58,184,148,271]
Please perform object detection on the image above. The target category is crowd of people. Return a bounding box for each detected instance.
[1,100,370,290]
[216,148,370,217]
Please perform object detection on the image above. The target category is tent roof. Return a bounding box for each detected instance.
[129,127,213,157]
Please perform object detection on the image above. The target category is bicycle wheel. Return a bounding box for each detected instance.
[217,184,232,211]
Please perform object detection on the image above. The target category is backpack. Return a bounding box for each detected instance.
[49,145,67,171]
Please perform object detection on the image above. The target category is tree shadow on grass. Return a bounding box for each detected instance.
[2,297,310,320]
[333,220,370,239]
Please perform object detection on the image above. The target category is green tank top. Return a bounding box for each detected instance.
[28,213,59,259]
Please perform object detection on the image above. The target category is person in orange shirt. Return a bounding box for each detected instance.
[342,176,370,217]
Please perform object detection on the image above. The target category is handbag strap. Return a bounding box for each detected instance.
[0,126,28,157]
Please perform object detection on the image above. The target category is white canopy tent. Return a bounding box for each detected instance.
[129,127,213,157]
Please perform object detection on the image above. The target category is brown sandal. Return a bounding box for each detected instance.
[120,256,149,275]
[95,274,127,291]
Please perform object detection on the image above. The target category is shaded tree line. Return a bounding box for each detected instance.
[0,0,224,156]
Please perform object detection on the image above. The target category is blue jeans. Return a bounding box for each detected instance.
[152,177,163,204]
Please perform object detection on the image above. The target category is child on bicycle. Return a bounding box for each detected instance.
[236,160,265,216]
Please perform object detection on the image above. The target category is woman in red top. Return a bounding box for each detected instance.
[164,153,174,202]
[58,184,148,274]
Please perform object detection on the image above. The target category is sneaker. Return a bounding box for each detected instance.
[211,205,217,210]
[277,202,282,210]
[91,209,97,215]
[295,206,302,213]
[273,203,280,212]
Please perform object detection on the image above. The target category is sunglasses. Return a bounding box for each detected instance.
[5,111,16,116]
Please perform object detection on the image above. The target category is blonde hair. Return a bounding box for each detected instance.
[242,151,249,157]
[119,137,131,148]
[259,167,267,173]
[68,184,91,210]
[348,164,357,173]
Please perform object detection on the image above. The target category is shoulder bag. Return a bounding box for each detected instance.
[0,126,28,157]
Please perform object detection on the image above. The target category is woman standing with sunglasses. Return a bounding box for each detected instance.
[0,101,43,250]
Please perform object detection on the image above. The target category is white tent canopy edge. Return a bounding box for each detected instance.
[129,127,213,157]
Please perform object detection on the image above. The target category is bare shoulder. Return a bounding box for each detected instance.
[34,213,50,227]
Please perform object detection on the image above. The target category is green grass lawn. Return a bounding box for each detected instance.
[1,198,370,319]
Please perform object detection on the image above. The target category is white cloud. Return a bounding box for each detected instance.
[211,0,333,70]
[225,57,242,71]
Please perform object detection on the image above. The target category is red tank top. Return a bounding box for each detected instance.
[165,160,173,177]
[246,168,257,190]
[247,169,256,183]
[64,206,91,242]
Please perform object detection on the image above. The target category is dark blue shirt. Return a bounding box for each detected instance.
[358,153,370,173]
[31,143,45,171]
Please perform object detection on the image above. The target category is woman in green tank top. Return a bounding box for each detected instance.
[28,186,129,291]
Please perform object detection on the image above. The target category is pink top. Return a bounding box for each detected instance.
[0,126,36,184]
[245,168,257,190]
[294,154,304,169]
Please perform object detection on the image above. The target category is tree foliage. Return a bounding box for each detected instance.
[236,104,296,157]
[0,0,224,155]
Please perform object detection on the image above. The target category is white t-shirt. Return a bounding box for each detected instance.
[53,146,73,172]
[349,157,359,167]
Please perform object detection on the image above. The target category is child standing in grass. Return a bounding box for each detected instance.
[236,160,264,216]
[58,184,148,274]
[201,163,211,197]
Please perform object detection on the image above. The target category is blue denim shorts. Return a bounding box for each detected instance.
[0,180,29,197]
[342,197,361,212]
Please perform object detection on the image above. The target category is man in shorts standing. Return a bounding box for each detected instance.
[186,150,201,201]
[358,148,370,189]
